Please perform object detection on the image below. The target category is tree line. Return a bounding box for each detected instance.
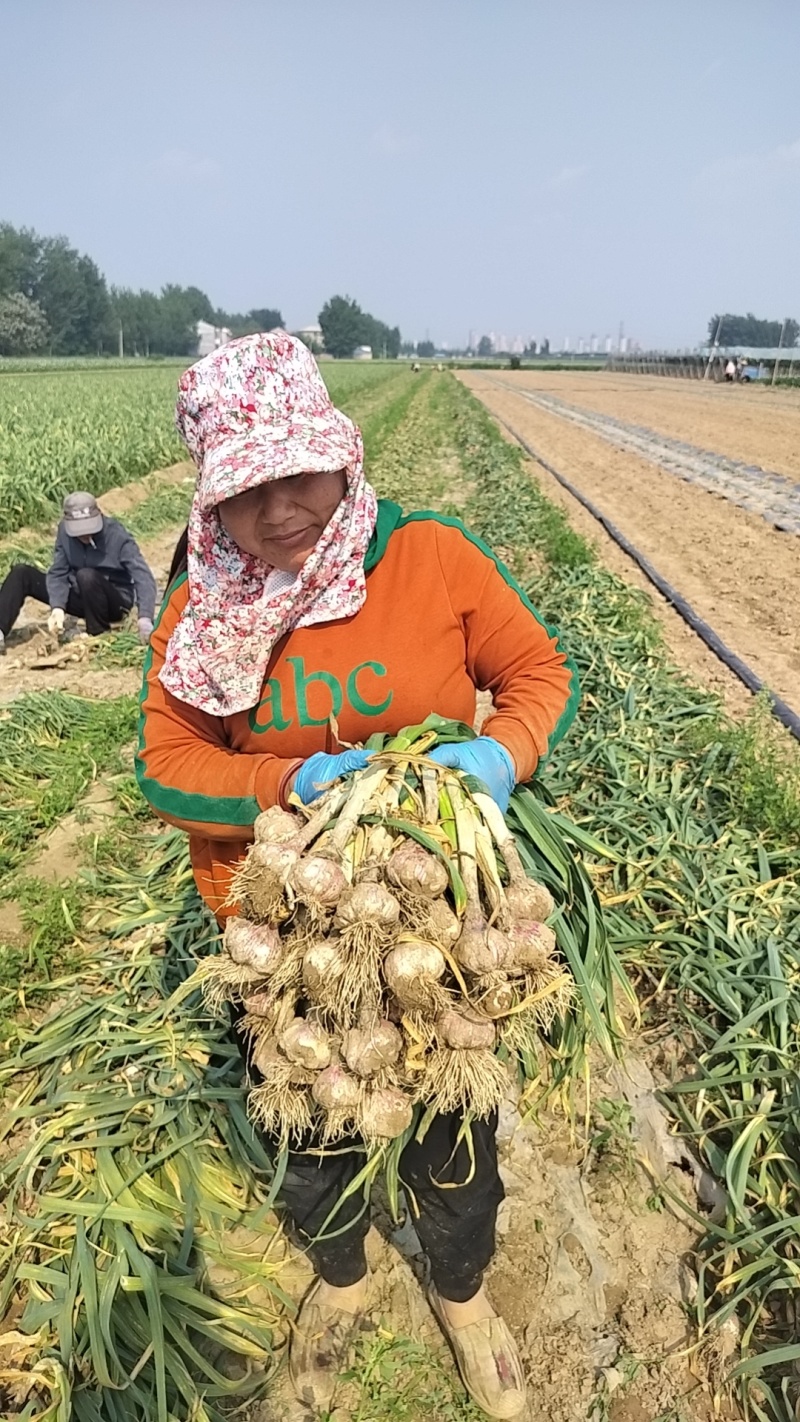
[318,296,401,359]
[0,223,283,357]
[0,223,406,361]
[707,312,799,348]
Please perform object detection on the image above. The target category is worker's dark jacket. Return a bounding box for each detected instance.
[46,518,157,621]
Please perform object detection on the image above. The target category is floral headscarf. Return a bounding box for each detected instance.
[160,331,378,716]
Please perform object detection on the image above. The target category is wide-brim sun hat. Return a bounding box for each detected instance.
[196,405,358,512]
[163,328,377,718]
[176,330,361,508]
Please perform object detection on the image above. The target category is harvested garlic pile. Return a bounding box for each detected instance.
[198,722,573,1147]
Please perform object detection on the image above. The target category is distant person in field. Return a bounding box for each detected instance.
[0,492,157,653]
[725,358,736,383]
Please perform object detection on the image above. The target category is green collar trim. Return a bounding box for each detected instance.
[365,500,404,571]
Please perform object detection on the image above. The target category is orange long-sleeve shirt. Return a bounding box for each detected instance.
[137,501,579,916]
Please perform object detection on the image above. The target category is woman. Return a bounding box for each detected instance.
[137,332,578,1418]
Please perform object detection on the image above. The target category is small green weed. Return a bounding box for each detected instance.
[717,693,800,837]
[337,1328,485,1421]
[124,479,193,539]
[589,1097,636,1179]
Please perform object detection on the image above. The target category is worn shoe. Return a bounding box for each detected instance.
[430,1288,527,1419]
[288,1278,366,1411]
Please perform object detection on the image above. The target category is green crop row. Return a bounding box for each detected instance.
[0,368,186,534]
[0,360,405,539]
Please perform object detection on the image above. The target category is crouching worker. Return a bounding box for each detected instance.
[0,492,157,652]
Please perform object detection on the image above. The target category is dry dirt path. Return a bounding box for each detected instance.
[461,371,800,722]
[254,1061,725,1422]
[495,383,800,533]
[503,370,800,480]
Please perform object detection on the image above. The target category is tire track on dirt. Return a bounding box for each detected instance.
[492,382,800,533]
[460,372,800,720]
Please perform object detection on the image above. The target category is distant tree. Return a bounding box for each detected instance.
[360,314,400,359]
[400,341,416,356]
[707,312,799,348]
[156,284,215,355]
[110,286,161,356]
[477,335,493,357]
[0,224,40,299]
[33,236,111,354]
[523,340,538,357]
[109,283,217,356]
[416,340,435,358]
[317,297,400,360]
[248,307,283,331]
[0,292,49,355]
[217,306,284,336]
[540,338,550,356]
[319,295,365,358]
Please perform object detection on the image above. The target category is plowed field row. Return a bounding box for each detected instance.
[491,380,800,533]
[462,371,800,720]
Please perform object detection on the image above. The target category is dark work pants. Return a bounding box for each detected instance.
[234,1011,504,1302]
[0,563,128,638]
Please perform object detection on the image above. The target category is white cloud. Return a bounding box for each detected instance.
[370,124,420,157]
[148,149,222,183]
[549,164,588,191]
[699,138,800,197]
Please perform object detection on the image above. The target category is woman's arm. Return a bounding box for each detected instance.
[135,582,301,839]
[434,521,579,780]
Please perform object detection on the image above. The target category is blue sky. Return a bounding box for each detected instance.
[1,1,797,348]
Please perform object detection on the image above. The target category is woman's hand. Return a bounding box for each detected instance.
[428,737,517,813]
[292,749,371,805]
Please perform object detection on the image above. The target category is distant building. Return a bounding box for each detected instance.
[295,323,325,351]
[353,345,373,360]
[196,320,232,357]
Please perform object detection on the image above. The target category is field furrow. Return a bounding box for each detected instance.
[0,364,798,1422]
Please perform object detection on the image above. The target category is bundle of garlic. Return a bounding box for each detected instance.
[197,719,592,1149]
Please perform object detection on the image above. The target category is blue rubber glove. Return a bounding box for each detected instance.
[293,749,371,805]
[428,737,517,813]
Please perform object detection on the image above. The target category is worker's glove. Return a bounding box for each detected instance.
[137,617,154,644]
[428,737,517,814]
[47,607,65,636]
[293,749,371,805]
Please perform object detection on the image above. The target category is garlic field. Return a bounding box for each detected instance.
[0,363,798,1422]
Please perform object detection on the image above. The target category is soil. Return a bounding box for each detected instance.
[500,370,800,482]
[228,1055,733,1422]
[460,371,800,724]
[22,779,118,884]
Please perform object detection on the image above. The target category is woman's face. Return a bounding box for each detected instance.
[217,469,348,573]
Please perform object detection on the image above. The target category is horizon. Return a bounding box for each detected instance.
[1,1,798,349]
